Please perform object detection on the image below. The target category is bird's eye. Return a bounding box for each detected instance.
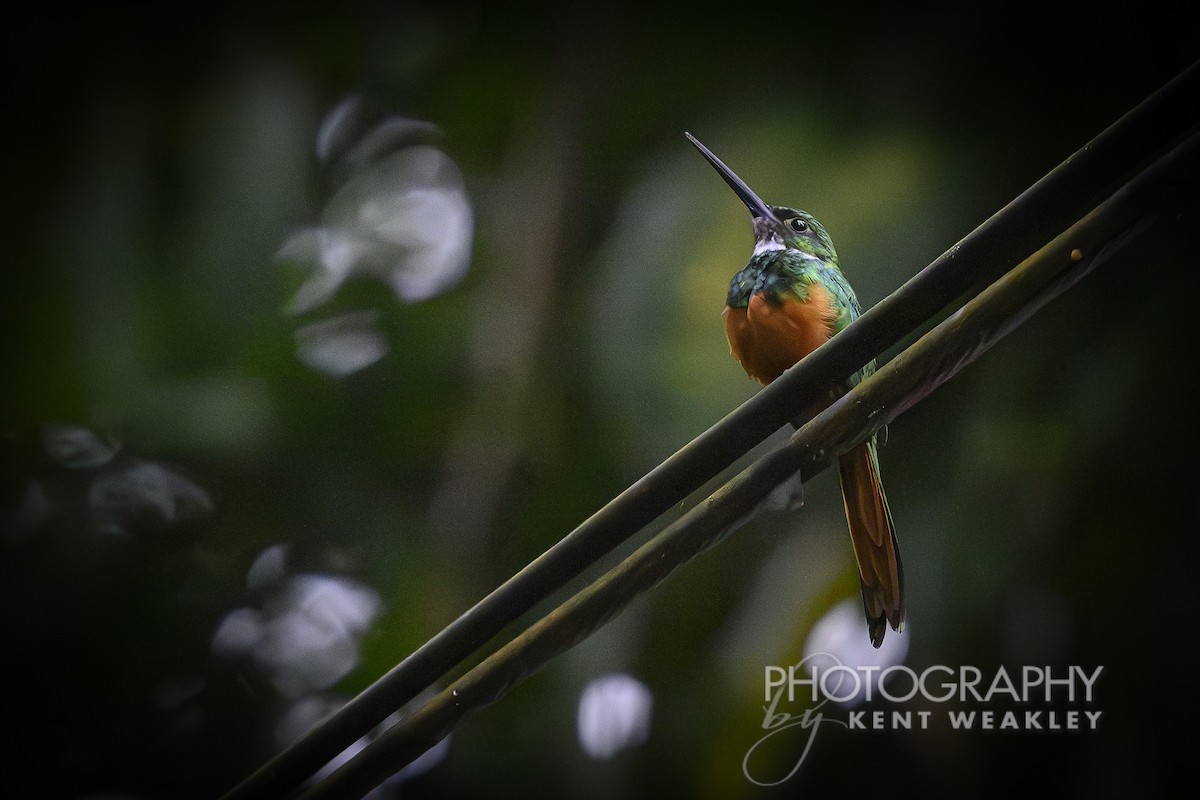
[789,218,808,233]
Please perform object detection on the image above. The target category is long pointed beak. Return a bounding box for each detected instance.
[685,132,781,225]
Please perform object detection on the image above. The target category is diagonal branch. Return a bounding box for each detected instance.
[219,60,1200,800]
[294,126,1200,800]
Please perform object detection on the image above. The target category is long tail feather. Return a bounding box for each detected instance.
[837,439,905,647]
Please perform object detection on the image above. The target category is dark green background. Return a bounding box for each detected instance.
[3,4,1197,798]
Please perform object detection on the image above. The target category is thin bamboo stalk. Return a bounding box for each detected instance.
[220,61,1200,800]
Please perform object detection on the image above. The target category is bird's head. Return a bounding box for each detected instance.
[686,132,836,264]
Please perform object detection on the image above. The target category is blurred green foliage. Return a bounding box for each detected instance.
[2,4,1197,799]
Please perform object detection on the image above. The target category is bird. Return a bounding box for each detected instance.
[686,132,904,647]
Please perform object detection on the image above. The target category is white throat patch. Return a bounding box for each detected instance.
[753,237,785,256]
[753,236,818,260]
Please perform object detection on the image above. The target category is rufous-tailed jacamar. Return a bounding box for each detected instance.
[687,132,905,648]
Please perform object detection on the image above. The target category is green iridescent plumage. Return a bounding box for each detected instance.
[726,205,872,389]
